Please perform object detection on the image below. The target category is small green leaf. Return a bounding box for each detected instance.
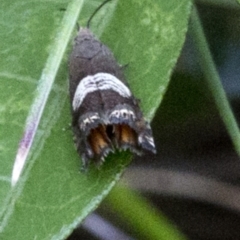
[0,0,191,239]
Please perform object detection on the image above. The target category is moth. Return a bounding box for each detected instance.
[69,1,156,168]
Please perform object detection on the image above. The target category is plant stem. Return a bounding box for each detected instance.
[190,5,240,156]
[106,184,187,240]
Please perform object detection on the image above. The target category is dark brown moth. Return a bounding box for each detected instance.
[69,0,156,168]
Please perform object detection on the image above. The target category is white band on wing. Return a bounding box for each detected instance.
[72,73,132,111]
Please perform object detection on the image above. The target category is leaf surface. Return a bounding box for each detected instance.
[0,0,191,239]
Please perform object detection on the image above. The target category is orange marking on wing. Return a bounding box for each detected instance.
[89,125,109,155]
[115,124,137,146]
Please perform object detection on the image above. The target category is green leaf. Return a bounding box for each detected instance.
[0,0,191,239]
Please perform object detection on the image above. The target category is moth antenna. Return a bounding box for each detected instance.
[87,0,112,29]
